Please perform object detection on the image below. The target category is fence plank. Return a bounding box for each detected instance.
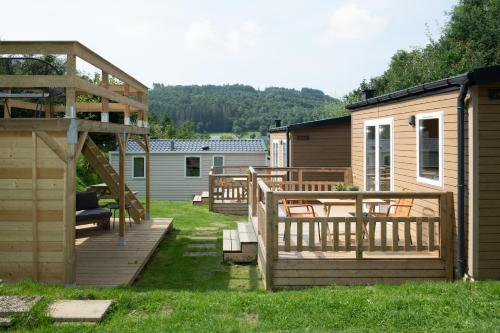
[369,218,375,251]
[284,220,291,252]
[321,221,327,251]
[392,218,399,251]
[297,222,303,252]
[309,222,315,251]
[404,219,411,251]
[416,217,423,251]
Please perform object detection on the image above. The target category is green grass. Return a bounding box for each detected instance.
[1,201,499,332]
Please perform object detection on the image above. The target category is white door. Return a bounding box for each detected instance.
[364,118,393,191]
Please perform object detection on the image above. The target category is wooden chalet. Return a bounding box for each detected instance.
[0,41,172,286]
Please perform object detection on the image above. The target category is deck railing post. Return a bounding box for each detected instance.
[251,169,258,217]
[264,190,275,290]
[355,194,364,259]
[208,173,214,212]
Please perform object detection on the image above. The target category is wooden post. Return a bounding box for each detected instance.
[355,194,363,259]
[137,91,146,127]
[442,192,454,279]
[208,173,214,211]
[124,84,131,125]
[101,71,109,122]
[3,89,11,118]
[264,191,275,290]
[31,132,38,281]
[63,85,77,284]
[116,134,126,242]
[145,135,151,220]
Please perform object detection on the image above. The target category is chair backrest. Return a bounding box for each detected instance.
[393,198,414,217]
[76,191,99,211]
[282,198,292,217]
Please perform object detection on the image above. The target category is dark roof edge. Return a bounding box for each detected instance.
[269,115,351,133]
[346,65,500,111]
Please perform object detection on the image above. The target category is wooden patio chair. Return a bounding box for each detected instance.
[368,198,414,243]
[282,198,321,240]
[368,198,414,217]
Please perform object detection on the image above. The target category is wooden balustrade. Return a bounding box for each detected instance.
[255,180,454,261]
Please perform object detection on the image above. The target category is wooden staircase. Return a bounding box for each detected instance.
[223,222,258,263]
[82,137,146,223]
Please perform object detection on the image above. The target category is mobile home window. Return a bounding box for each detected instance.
[213,156,224,174]
[417,112,443,186]
[185,156,201,177]
[133,156,145,178]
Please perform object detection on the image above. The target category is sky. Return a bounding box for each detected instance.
[0,0,457,97]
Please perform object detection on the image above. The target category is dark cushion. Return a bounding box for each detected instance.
[76,208,111,222]
[76,191,99,211]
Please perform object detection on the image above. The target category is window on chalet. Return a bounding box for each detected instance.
[417,112,443,186]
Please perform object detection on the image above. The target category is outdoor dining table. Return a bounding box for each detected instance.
[318,198,387,217]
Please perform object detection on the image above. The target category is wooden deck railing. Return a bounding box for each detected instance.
[249,166,353,217]
[208,165,256,212]
[254,178,454,286]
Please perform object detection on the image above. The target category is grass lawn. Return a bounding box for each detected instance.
[1,201,499,332]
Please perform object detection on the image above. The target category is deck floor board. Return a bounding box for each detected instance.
[75,218,173,287]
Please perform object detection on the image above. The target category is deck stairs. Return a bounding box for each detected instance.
[82,137,146,223]
[192,191,209,205]
[223,222,258,263]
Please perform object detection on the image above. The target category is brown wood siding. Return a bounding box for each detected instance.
[0,132,66,283]
[291,123,351,168]
[351,90,462,272]
[269,132,287,167]
[478,84,500,279]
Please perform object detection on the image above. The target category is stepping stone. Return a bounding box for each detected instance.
[209,223,229,227]
[183,252,217,257]
[48,300,112,322]
[185,236,217,241]
[187,243,216,249]
[194,227,218,231]
[0,317,12,327]
[191,232,217,236]
[0,296,41,317]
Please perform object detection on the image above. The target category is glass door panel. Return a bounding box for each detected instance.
[378,124,391,191]
[365,126,376,191]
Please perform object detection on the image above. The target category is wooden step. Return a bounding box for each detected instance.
[192,195,203,205]
[237,222,257,244]
[223,230,240,252]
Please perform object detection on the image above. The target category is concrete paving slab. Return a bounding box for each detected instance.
[0,296,41,316]
[183,252,218,257]
[48,300,112,322]
[193,227,218,231]
[185,236,217,241]
[0,317,12,327]
[187,243,216,249]
[209,223,230,227]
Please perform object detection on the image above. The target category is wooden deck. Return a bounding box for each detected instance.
[75,218,173,287]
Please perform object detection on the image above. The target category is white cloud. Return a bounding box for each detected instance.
[184,20,261,53]
[184,20,220,49]
[321,3,387,44]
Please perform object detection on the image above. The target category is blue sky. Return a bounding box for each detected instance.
[0,0,457,97]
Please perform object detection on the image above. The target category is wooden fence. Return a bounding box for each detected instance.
[254,178,454,289]
[249,166,353,217]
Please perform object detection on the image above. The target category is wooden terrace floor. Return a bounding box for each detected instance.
[75,218,173,287]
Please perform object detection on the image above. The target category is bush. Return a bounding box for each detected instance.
[334,183,359,191]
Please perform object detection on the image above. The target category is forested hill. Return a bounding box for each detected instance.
[148,84,346,134]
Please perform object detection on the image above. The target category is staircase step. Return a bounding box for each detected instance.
[192,195,203,205]
[237,222,258,243]
[222,230,240,252]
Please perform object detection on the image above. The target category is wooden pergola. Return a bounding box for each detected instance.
[0,41,152,284]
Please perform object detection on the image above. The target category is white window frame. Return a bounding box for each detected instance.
[132,156,146,179]
[272,140,280,167]
[185,155,202,178]
[416,111,443,187]
[212,155,224,174]
[282,139,288,167]
[363,117,394,192]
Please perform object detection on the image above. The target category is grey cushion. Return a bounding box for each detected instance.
[76,191,99,211]
[76,208,111,222]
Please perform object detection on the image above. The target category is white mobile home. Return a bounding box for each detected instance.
[109,139,267,200]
